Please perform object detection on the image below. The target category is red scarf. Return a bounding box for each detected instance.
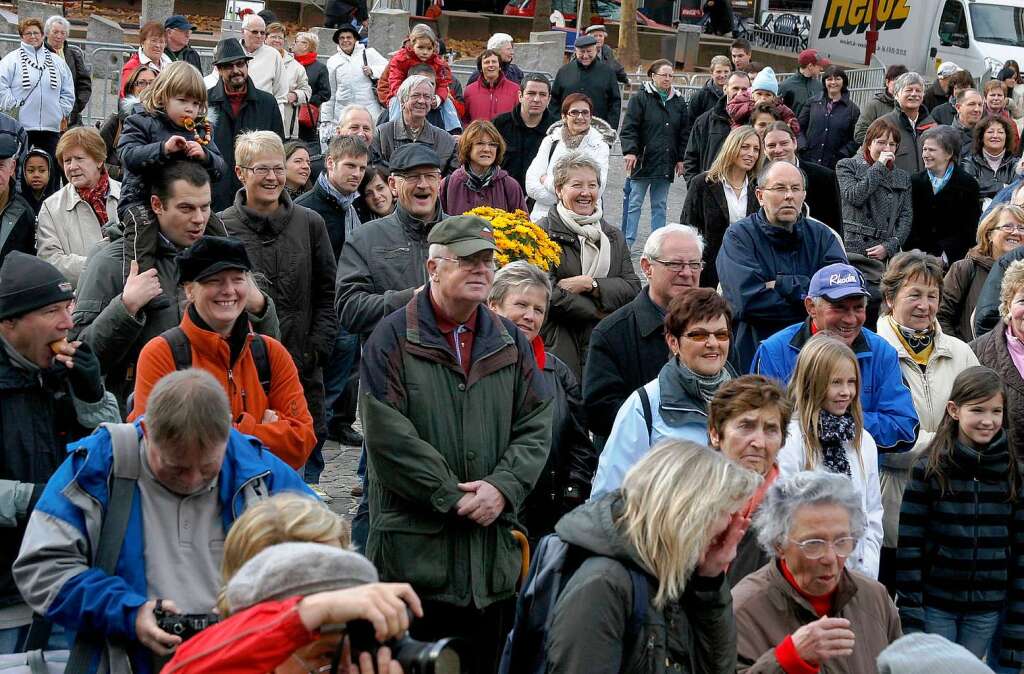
[780,558,836,617]
[530,334,546,369]
[77,170,110,226]
[294,51,317,67]
[227,87,246,117]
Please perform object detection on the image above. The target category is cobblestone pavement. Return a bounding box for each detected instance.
[317,143,691,519]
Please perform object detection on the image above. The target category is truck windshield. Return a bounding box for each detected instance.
[970,4,1024,47]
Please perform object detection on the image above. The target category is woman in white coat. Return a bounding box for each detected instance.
[319,25,386,147]
[525,92,614,222]
[777,333,884,579]
[266,24,312,141]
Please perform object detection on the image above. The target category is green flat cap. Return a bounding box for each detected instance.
[427,215,499,257]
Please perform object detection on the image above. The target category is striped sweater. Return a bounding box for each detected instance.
[895,432,1024,666]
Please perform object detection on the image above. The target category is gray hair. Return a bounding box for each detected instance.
[44,15,69,34]
[642,224,705,260]
[757,159,807,189]
[920,125,962,163]
[146,369,231,455]
[755,470,867,556]
[487,260,552,305]
[551,151,603,191]
[339,104,373,126]
[242,14,266,30]
[487,33,513,49]
[893,71,926,96]
[428,243,450,259]
[398,74,435,105]
[295,31,319,51]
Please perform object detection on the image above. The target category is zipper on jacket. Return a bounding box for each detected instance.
[971,475,980,598]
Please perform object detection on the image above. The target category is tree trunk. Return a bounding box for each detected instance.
[532,0,553,31]
[618,0,640,71]
[576,0,592,30]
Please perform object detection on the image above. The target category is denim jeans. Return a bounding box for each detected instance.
[987,608,1020,673]
[0,621,69,655]
[624,178,671,248]
[322,329,360,429]
[924,606,1001,659]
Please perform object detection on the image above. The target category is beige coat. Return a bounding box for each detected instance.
[874,318,978,546]
[35,179,121,288]
[733,561,902,673]
[278,51,312,140]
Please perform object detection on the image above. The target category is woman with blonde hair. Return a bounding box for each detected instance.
[777,334,884,578]
[217,492,349,613]
[939,203,1024,340]
[545,439,759,672]
[680,125,762,288]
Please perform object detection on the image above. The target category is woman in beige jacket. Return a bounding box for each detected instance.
[35,126,120,287]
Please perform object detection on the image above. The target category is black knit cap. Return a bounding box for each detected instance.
[177,236,252,284]
[0,251,74,320]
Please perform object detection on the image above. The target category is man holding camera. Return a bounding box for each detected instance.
[13,369,312,673]
[360,215,553,671]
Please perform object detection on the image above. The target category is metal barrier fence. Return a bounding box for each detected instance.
[748,28,805,53]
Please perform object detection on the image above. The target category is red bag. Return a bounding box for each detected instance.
[298,103,320,130]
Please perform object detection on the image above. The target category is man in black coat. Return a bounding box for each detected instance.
[585,25,629,85]
[43,17,90,128]
[762,121,842,235]
[549,35,621,130]
[493,74,558,192]
[583,225,704,439]
[207,39,285,211]
[164,15,203,71]
[683,70,749,182]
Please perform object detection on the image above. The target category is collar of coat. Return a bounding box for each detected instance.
[403,286,518,386]
[209,77,262,105]
[641,80,680,100]
[874,316,959,364]
[764,557,860,618]
[635,288,666,338]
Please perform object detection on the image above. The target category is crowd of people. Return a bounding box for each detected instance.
[5,9,1024,674]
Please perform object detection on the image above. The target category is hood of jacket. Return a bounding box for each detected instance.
[19,146,57,206]
[874,90,895,106]
[555,491,654,575]
[543,117,618,146]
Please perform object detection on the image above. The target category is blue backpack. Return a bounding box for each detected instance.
[498,533,650,674]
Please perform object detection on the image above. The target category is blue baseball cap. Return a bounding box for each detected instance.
[808,263,870,301]
[165,15,197,31]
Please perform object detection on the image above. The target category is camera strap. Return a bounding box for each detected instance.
[63,423,142,674]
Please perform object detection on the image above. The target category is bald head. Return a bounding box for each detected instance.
[756,161,806,227]
[241,15,266,52]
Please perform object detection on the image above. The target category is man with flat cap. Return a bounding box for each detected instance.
[207,38,285,211]
[584,25,628,85]
[0,133,37,267]
[0,251,119,653]
[361,214,552,672]
[549,33,621,129]
[163,15,202,71]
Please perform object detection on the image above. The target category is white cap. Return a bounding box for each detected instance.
[937,62,961,78]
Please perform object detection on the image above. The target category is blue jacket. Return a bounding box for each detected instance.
[12,422,312,674]
[985,176,1024,218]
[752,319,919,452]
[716,210,848,372]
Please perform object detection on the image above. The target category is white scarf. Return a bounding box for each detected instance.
[555,201,610,278]
[19,43,57,93]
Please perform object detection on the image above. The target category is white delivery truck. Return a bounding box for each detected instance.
[807,0,1024,78]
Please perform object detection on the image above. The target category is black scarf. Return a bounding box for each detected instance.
[465,165,497,193]
[818,411,855,477]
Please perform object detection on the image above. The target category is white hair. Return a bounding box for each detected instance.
[755,470,867,556]
[295,31,319,51]
[428,243,450,259]
[398,74,435,104]
[642,224,705,260]
[487,33,513,49]
[242,14,265,30]
[44,15,70,34]
[339,104,372,125]
[893,71,925,96]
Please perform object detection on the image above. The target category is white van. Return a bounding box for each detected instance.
[807,0,1024,78]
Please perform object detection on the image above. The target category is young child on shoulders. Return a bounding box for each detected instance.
[385,24,461,132]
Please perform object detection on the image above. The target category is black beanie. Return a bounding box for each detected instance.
[0,252,74,320]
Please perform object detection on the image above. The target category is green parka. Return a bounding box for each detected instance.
[360,289,553,608]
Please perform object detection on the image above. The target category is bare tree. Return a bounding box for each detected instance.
[618,0,640,71]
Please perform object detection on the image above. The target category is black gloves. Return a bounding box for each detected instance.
[65,341,105,403]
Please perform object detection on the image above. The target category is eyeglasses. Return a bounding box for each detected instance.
[435,255,497,271]
[241,165,286,177]
[653,258,703,273]
[788,536,858,559]
[566,109,591,118]
[396,171,442,184]
[222,61,248,71]
[407,93,434,101]
[761,185,806,196]
[682,329,730,343]
[998,223,1024,233]
[245,29,266,35]
[21,30,41,37]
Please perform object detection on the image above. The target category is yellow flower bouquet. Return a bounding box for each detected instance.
[465,206,561,271]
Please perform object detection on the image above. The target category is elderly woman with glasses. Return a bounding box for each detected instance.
[733,470,902,673]
[119,21,170,99]
[592,287,735,497]
[536,151,640,379]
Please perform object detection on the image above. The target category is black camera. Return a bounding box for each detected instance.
[154,608,220,642]
[342,610,462,674]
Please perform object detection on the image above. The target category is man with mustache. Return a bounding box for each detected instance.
[716,160,848,371]
[72,161,278,411]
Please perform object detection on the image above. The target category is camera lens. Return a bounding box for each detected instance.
[392,636,461,674]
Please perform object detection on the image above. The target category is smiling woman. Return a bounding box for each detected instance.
[440,120,526,216]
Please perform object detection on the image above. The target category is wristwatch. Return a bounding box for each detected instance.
[590,279,598,291]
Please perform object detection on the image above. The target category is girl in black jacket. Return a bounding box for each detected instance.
[896,366,1024,665]
[116,62,226,306]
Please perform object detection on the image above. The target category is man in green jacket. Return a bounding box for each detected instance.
[779,49,826,118]
[360,215,553,673]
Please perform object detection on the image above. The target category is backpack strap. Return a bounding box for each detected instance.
[637,387,653,442]
[248,334,272,397]
[624,567,650,660]
[547,137,559,165]
[161,327,193,371]
[64,423,141,674]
